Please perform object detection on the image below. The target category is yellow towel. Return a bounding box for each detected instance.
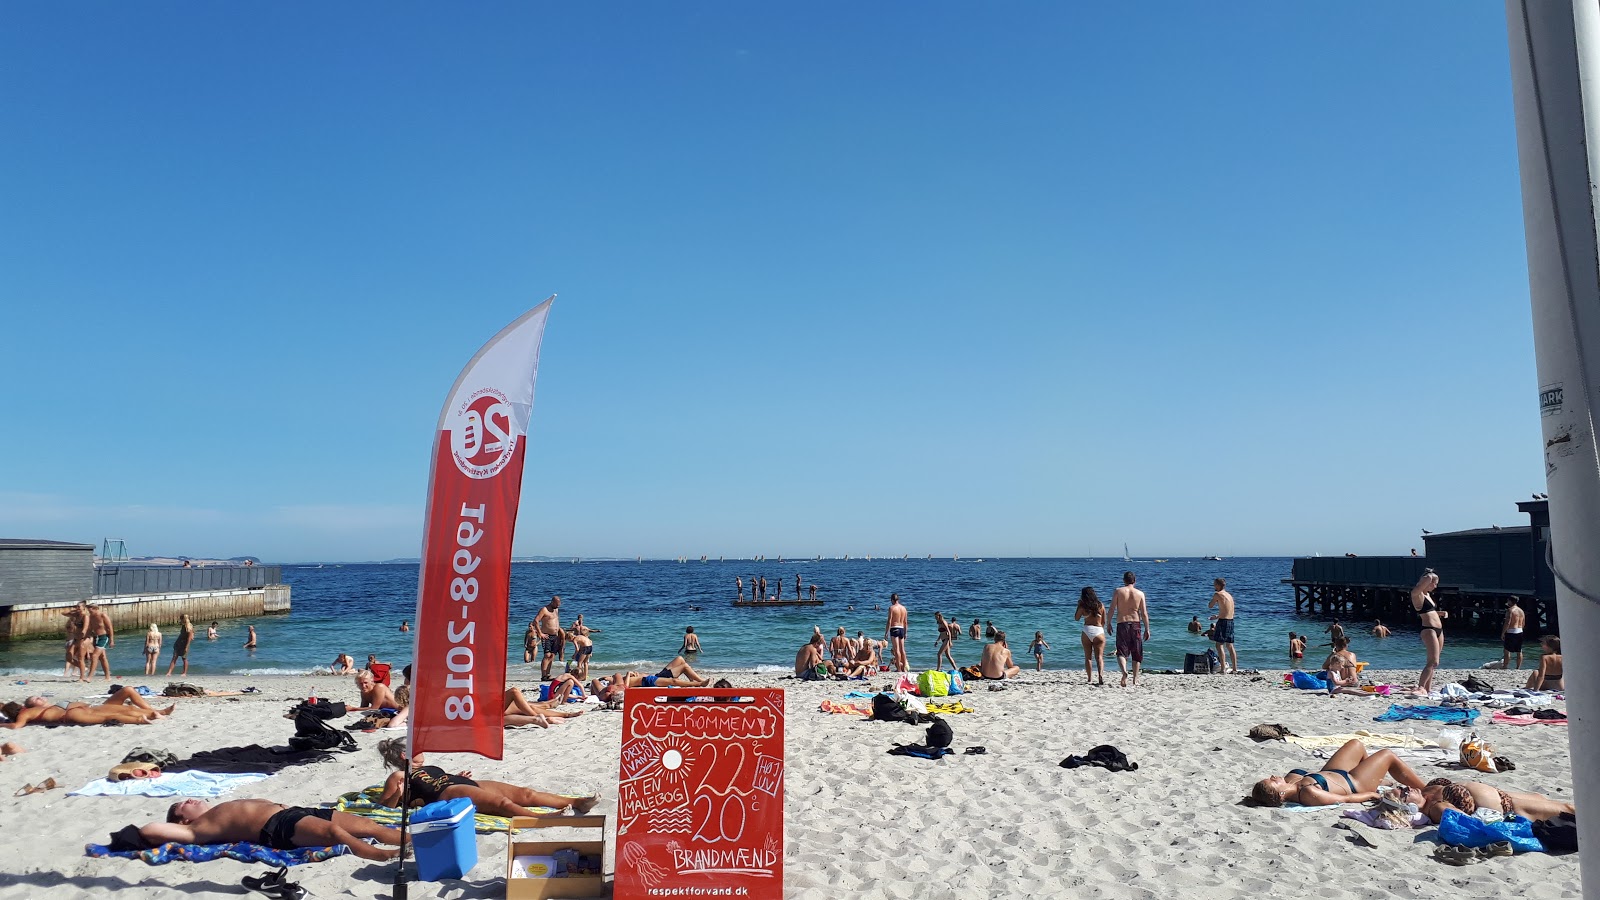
[1284,730,1431,750]
[924,701,974,715]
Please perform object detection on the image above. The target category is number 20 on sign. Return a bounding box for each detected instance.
[616,688,785,900]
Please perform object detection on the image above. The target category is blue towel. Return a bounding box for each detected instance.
[841,690,881,701]
[71,772,270,798]
[86,841,347,866]
[1373,704,1478,724]
[1290,671,1328,691]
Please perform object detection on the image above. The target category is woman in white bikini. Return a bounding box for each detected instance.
[1075,587,1106,686]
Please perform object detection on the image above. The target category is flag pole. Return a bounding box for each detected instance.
[1505,2,1600,890]
[393,758,413,899]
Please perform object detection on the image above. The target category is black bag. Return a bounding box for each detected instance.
[290,699,347,720]
[1532,812,1579,854]
[925,717,953,748]
[1461,675,1496,694]
[288,715,357,753]
[871,693,906,722]
[1184,653,1214,675]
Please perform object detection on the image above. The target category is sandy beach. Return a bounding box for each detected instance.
[0,667,1576,899]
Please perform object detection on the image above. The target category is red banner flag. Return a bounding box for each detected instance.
[409,299,553,758]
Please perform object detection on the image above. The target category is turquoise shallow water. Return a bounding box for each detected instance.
[0,557,1515,678]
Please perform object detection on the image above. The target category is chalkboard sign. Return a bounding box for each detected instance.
[616,688,785,900]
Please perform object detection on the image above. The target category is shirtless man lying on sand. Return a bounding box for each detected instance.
[2,686,176,728]
[142,798,403,861]
[590,657,711,702]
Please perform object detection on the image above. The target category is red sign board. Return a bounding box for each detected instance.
[617,688,785,900]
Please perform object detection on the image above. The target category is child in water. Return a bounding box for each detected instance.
[1030,631,1051,671]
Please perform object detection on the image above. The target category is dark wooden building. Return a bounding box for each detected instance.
[1287,500,1557,635]
[0,539,96,606]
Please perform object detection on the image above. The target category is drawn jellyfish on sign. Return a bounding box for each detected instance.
[623,842,669,887]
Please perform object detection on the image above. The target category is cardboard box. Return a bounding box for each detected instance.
[504,814,608,900]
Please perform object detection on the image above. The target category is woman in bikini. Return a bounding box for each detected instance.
[1390,778,1575,824]
[1411,569,1447,695]
[2,686,177,728]
[143,623,163,676]
[377,738,596,817]
[1250,738,1428,807]
[1320,637,1366,696]
[1075,587,1106,686]
[1527,635,1563,690]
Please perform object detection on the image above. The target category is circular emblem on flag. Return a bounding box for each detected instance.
[450,388,518,479]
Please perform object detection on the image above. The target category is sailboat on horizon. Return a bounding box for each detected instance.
[1122,543,1131,562]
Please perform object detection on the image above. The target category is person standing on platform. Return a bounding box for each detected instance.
[809,584,817,601]
[1208,578,1239,674]
[795,574,802,601]
[774,577,782,602]
[883,594,909,672]
[758,576,767,602]
[736,575,744,602]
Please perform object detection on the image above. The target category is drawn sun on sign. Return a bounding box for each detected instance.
[654,733,697,783]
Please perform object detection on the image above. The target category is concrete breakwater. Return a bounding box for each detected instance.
[0,541,290,639]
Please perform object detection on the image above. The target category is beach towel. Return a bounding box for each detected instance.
[1285,731,1433,750]
[1289,671,1327,691]
[165,743,334,774]
[818,699,871,716]
[335,786,532,833]
[923,700,973,715]
[1373,705,1478,725]
[1492,711,1568,726]
[841,690,878,701]
[70,771,270,798]
[85,840,347,866]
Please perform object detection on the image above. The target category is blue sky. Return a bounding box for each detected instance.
[0,4,1545,561]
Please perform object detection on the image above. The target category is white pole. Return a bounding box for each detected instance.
[1506,1,1600,887]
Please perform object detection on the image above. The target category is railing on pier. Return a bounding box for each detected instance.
[93,565,282,596]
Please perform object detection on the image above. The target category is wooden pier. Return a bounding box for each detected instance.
[1287,500,1558,635]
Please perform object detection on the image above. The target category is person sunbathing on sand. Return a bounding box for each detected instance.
[590,657,711,701]
[1320,637,1367,696]
[1388,778,1576,824]
[141,798,402,861]
[354,669,398,711]
[3,686,177,728]
[377,737,598,818]
[1250,739,1428,807]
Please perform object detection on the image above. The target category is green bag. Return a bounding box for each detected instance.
[917,670,950,698]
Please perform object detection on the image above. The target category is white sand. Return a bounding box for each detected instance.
[0,667,1577,899]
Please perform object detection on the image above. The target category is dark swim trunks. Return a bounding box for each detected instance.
[1115,622,1144,663]
[1213,618,1235,644]
[640,675,659,687]
[1504,632,1525,653]
[541,635,561,655]
[259,806,334,850]
[94,635,110,649]
[889,627,906,639]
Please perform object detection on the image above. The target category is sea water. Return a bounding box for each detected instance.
[0,558,1514,679]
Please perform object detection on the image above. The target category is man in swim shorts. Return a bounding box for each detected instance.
[536,596,562,681]
[142,798,403,861]
[883,594,909,672]
[1207,578,1239,674]
[1501,598,1526,670]
[87,604,115,680]
[1110,572,1150,687]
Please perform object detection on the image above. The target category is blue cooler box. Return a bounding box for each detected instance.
[410,797,477,881]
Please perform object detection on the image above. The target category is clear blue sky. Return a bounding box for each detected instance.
[0,4,1545,562]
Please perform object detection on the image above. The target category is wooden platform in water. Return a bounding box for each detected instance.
[731,599,824,608]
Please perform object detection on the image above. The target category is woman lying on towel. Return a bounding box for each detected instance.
[2,686,177,728]
[1390,779,1575,823]
[1250,739,1428,807]
[377,738,597,818]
